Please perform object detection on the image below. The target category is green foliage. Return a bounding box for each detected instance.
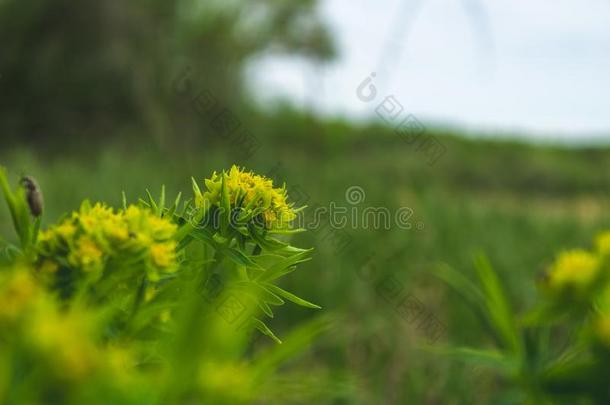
[436,241,610,404]
[0,167,39,254]
[3,119,610,403]
[0,166,336,405]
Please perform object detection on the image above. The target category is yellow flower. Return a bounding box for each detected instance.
[134,232,153,248]
[547,249,599,292]
[123,205,140,219]
[38,229,54,244]
[595,231,610,256]
[56,222,77,240]
[200,165,297,229]
[37,202,178,281]
[150,241,177,268]
[0,269,39,322]
[148,216,178,240]
[70,236,103,271]
[28,307,98,380]
[103,218,129,241]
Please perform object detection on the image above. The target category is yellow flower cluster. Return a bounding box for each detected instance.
[38,202,178,281]
[199,165,297,229]
[0,266,134,382]
[546,249,600,293]
[545,231,610,350]
[545,231,610,296]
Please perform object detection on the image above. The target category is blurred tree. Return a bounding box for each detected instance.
[0,0,335,147]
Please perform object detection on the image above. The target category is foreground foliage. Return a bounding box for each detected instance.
[0,165,334,405]
[437,233,610,404]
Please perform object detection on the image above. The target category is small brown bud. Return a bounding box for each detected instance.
[20,176,44,217]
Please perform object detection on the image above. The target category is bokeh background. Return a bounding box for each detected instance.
[1,0,610,403]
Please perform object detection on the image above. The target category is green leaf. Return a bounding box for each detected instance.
[145,189,158,214]
[256,250,312,282]
[0,168,32,249]
[433,263,486,310]
[473,253,522,356]
[266,228,307,235]
[253,314,334,376]
[167,192,182,217]
[257,284,285,306]
[258,301,274,318]
[263,284,321,309]
[219,172,231,235]
[434,346,517,373]
[191,176,202,198]
[190,228,259,269]
[159,185,166,214]
[252,318,282,344]
[237,282,285,306]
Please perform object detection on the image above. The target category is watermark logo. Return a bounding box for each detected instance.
[345,186,366,205]
[186,186,423,232]
[356,72,447,166]
[317,186,423,231]
[356,72,378,102]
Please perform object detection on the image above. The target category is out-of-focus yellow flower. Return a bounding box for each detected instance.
[105,346,134,383]
[547,249,599,293]
[56,222,77,240]
[38,229,53,244]
[199,165,297,229]
[0,265,139,385]
[199,361,252,402]
[29,308,99,380]
[0,268,39,322]
[595,231,610,256]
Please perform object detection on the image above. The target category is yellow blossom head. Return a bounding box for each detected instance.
[37,202,178,283]
[68,236,103,273]
[150,241,177,272]
[545,249,600,297]
[197,165,298,230]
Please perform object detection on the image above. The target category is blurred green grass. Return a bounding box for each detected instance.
[2,115,610,403]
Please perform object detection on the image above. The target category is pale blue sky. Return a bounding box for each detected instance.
[251,0,610,142]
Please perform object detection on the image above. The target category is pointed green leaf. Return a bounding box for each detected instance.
[263,284,321,309]
[252,318,282,344]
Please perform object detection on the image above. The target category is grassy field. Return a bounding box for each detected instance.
[2,118,610,403]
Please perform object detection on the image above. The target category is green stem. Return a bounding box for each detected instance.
[130,276,147,319]
[175,221,195,242]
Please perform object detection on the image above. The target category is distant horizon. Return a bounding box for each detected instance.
[251,0,610,143]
